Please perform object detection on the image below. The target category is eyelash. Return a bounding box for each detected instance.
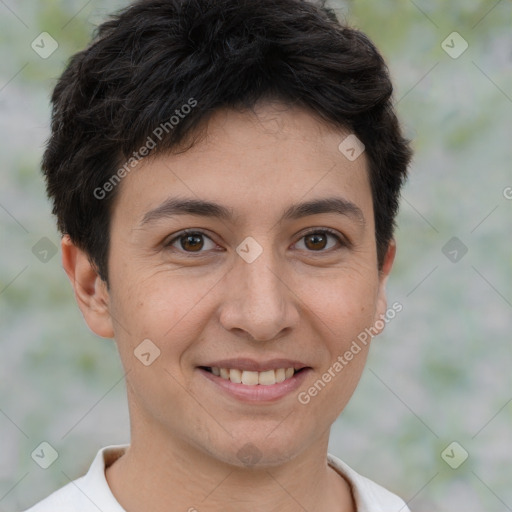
[164,228,347,256]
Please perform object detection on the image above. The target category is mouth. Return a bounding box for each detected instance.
[200,366,307,386]
[197,360,312,402]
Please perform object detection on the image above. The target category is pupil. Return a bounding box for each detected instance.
[182,234,203,251]
[306,233,326,250]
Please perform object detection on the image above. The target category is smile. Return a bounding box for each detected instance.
[198,363,311,402]
[204,367,297,386]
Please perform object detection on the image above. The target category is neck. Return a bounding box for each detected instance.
[105,420,355,512]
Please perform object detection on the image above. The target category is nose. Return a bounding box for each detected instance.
[218,243,300,342]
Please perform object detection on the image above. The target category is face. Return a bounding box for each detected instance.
[71,103,394,467]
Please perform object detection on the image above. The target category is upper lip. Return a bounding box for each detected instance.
[199,358,310,372]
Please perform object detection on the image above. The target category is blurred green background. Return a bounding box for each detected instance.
[0,0,511,510]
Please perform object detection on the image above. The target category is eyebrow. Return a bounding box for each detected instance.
[139,196,365,227]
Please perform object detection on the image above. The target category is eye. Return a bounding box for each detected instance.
[164,227,347,256]
[294,228,345,252]
[165,230,218,254]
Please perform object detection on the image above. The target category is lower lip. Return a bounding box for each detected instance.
[198,368,311,402]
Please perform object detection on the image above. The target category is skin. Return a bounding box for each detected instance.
[62,102,395,512]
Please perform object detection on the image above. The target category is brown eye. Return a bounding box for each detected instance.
[166,230,217,254]
[180,233,204,252]
[304,233,328,251]
[295,229,344,252]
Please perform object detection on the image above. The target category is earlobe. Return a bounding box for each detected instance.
[61,235,115,339]
[373,239,396,335]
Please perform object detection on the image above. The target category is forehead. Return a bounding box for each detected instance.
[110,103,373,229]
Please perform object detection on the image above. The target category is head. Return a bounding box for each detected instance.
[45,0,411,467]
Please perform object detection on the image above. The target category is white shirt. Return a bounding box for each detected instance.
[23,445,411,512]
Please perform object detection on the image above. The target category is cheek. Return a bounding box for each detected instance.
[302,266,380,339]
[297,278,375,423]
[109,271,215,422]
[109,268,219,365]
[112,266,180,327]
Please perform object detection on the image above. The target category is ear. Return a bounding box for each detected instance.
[372,239,396,335]
[61,235,115,339]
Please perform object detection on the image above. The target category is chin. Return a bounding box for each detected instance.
[201,428,312,469]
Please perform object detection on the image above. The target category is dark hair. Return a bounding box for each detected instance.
[43,0,412,283]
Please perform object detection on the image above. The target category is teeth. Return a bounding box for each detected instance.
[275,368,286,383]
[241,371,259,385]
[258,370,276,385]
[229,368,242,384]
[209,367,297,386]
